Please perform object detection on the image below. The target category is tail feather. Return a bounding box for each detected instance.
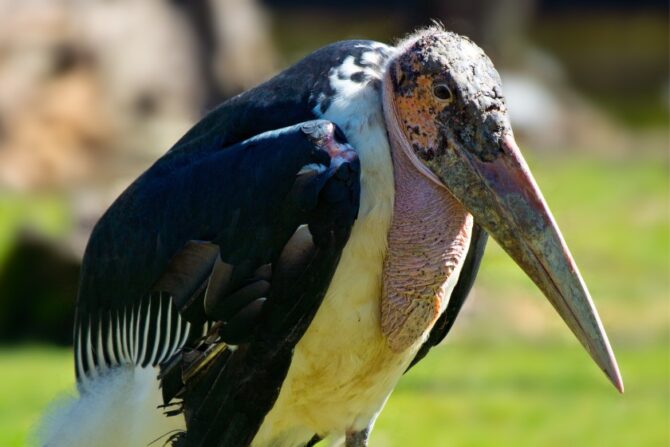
[37,366,184,447]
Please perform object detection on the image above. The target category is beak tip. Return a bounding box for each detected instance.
[601,350,624,393]
[608,365,625,394]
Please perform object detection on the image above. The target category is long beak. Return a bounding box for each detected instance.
[440,133,623,393]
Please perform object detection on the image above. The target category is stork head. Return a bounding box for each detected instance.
[382,27,623,392]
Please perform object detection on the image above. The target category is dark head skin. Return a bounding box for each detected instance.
[382,27,623,392]
[388,29,507,165]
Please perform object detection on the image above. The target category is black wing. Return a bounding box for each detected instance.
[407,224,488,370]
[160,169,358,446]
[74,120,360,384]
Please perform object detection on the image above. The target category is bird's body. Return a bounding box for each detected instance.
[246,44,399,444]
[39,27,622,447]
[256,116,472,446]
[248,40,476,446]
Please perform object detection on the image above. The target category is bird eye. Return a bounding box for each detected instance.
[432,83,453,102]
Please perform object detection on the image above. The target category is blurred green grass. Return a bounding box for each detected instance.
[0,342,666,447]
[0,195,71,268]
[0,150,668,446]
[375,342,668,447]
[0,346,74,447]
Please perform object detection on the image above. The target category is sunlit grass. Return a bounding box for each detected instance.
[0,341,666,447]
[0,346,74,447]
[374,341,668,447]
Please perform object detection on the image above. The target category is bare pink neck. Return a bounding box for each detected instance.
[381,127,473,352]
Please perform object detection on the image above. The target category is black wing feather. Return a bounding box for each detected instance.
[172,191,357,446]
[74,120,359,382]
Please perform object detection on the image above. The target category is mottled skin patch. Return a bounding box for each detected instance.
[389,30,509,168]
[381,28,511,352]
[391,71,442,162]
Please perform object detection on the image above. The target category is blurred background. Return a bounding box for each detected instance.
[0,0,667,445]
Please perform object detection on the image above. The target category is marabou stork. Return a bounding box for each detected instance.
[40,26,623,447]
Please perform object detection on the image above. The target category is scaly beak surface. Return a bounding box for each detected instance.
[441,133,623,393]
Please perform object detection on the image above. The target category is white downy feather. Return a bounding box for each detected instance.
[37,366,184,447]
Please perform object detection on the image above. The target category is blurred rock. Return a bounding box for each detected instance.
[0,64,112,190]
[0,0,205,191]
[0,0,279,258]
[209,0,278,97]
[73,0,206,158]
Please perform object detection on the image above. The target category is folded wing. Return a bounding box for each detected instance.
[74,120,361,394]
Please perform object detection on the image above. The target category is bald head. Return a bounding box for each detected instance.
[386,26,510,164]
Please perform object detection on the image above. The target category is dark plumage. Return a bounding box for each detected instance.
[75,120,360,380]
